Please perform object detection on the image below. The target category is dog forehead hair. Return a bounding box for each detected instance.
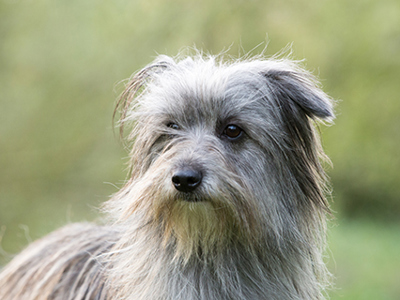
[138,58,272,133]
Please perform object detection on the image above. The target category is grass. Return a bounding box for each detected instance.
[328,219,400,300]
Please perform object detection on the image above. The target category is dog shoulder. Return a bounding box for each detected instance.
[0,223,118,300]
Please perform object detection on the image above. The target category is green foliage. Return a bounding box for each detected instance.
[1,0,399,297]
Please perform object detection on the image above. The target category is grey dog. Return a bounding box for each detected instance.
[0,51,335,300]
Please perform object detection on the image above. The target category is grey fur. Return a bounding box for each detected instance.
[0,51,334,300]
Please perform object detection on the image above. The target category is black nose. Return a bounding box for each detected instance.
[172,169,202,193]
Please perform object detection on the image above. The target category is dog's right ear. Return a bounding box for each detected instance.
[114,56,174,137]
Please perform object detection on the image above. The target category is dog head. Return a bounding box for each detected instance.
[110,52,334,260]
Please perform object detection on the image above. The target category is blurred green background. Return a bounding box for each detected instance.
[1,0,399,298]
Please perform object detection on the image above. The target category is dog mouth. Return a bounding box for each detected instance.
[178,193,206,203]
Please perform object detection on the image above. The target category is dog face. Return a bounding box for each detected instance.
[112,54,334,260]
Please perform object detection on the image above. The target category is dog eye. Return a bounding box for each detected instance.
[223,124,243,140]
[167,123,180,130]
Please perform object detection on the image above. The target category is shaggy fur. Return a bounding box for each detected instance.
[0,51,334,300]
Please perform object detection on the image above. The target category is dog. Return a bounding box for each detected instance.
[0,50,334,300]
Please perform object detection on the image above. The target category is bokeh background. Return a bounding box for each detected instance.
[1,0,399,298]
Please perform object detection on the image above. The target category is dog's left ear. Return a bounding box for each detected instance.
[261,65,334,211]
[263,68,335,122]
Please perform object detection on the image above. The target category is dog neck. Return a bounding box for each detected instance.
[106,215,323,300]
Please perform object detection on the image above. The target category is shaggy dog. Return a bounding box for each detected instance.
[0,51,334,300]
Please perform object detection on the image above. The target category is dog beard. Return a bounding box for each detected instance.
[107,145,263,263]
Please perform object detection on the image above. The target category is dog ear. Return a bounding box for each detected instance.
[115,57,175,137]
[263,68,335,122]
[261,66,334,211]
